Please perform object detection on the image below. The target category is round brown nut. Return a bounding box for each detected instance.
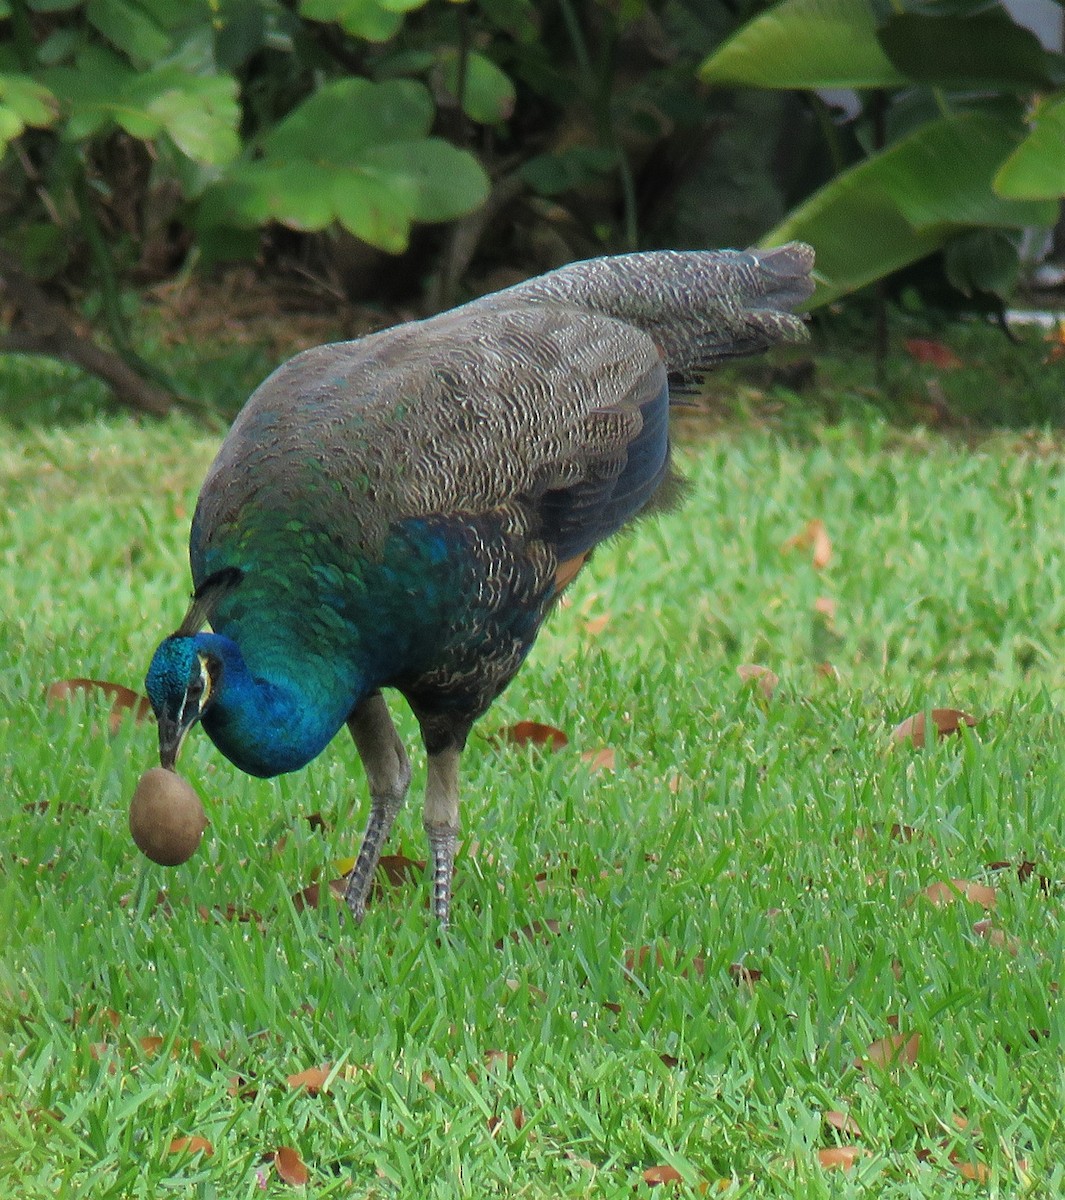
[129,767,206,866]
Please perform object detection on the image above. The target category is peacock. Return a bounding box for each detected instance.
[145,243,814,926]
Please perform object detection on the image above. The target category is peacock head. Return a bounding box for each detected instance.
[145,567,243,769]
[145,636,217,769]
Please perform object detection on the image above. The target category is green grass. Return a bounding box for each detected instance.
[1,336,1064,1197]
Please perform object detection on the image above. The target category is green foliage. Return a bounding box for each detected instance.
[767,112,1056,304]
[701,0,1065,307]
[995,92,1065,201]
[700,0,906,90]
[201,77,488,252]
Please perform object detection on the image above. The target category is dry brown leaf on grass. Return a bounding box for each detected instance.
[818,1146,866,1171]
[854,822,920,843]
[892,708,977,747]
[728,962,762,989]
[287,1065,331,1094]
[488,1106,527,1135]
[737,664,778,700]
[919,879,996,909]
[46,677,153,734]
[274,1146,309,1186]
[972,919,1020,956]
[624,943,706,979]
[825,1110,862,1138]
[580,747,616,772]
[643,1163,684,1186]
[782,518,832,568]
[504,978,548,1003]
[903,337,964,369]
[169,1135,214,1157]
[291,878,346,911]
[858,1030,920,1070]
[496,720,568,751]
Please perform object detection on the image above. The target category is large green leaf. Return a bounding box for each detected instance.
[0,74,59,153]
[761,112,1057,305]
[995,93,1065,201]
[86,0,173,66]
[877,12,1054,90]
[262,77,434,161]
[299,0,426,42]
[42,46,240,163]
[142,74,240,165]
[699,0,906,90]
[208,78,489,252]
[437,49,516,125]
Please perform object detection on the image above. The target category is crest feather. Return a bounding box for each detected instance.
[175,567,243,637]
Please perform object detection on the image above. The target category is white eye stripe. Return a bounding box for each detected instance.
[180,658,213,724]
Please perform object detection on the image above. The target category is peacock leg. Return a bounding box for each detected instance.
[423,745,461,926]
[344,692,412,922]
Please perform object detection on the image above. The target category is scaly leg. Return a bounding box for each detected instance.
[423,745,461,926]
[344,692,412,922]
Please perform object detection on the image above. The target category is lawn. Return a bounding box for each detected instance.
[1,322,1064,1197]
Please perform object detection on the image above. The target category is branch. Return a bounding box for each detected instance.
[427,170,527,312]
[0,249,174,417]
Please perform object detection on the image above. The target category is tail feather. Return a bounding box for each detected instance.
[484,242,814,375]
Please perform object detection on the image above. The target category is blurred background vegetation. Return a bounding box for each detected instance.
[0,0,1063,417]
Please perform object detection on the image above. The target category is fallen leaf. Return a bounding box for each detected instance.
[920,879,996,910]
[825,1111,862,1138]
[624,943,705,979]
[736,664,778,700]
[859,1031,920,1070]
[584,614,610,635]
[892,708,977,747]
[728,962,762,989]
[292,878,346,911]
[484,1049,516,1071]
[817,1146,865,1171]
[504,978,548,1003]
[643,1163,684,1185]
[227,1073,257,1100]
[814,596,837,619]
[972,919,1019,956]
[198,903,265,930]
[988,857,1052,894]
[287,1065,331,1094]
[904,337,964,369]
[274,1146,309,1186]
[783,518,832,568]
[498,721,568,751]
[169,1135,214,1157]
[854,823,920,843]
[373,853,425,896]
[950,1154,989,1182]
[120,888,173,914]
[812,523,832,568]
[46,677,152,735]
[659,1053,680,1068]
[580,747,616,772]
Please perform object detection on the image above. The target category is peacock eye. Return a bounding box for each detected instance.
[187,677,204,703]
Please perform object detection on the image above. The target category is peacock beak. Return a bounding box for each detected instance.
[157,715,188,771]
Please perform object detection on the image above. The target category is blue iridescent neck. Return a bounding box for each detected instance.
[194,632,354,778]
